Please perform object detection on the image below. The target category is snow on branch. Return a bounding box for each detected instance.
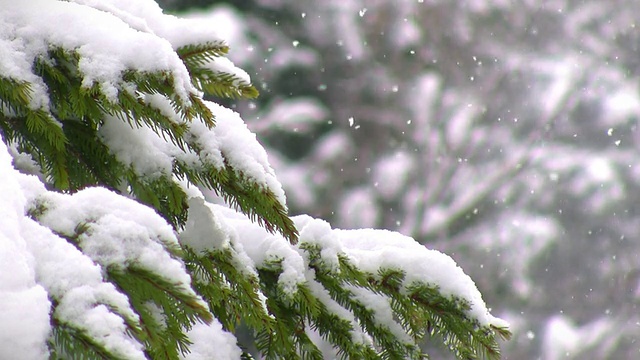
[0,141,147,359]
[0,0,295,241]
[0,0,509,358]
[180,193,510,358]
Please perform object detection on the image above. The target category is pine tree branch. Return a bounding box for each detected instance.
[107,266,210,359]
[190,67,259,99]
[0,3,511,359]
[51,323,129,360]
[303,244,420,359]
[184,247,275,333]
[177,42,230,66]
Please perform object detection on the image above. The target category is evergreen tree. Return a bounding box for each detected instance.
[0,1,509,359]
[162,1,640,358]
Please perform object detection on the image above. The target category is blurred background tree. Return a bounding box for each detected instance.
[159,0,640,358]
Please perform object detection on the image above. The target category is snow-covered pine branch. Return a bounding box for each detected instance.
[0,0,510,359]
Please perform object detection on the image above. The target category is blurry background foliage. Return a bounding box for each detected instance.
[159,0,640,358]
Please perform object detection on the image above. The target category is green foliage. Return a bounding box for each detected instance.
[50,324,129,360]
[183,246,275,334]
[1,42,295,240]
[0,5,509,360]
[302,244,511,360]
[178,41,259,99]
[108,266,204,359]
[189,233,510,360]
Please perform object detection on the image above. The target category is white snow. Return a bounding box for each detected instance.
[0,140,147,359]
[182,196,232,253]
[180,320,242,360]
[55,285,144,359]
[0,286,50,360]
[334,228,505,327]
[71,0,225,50]
[234,219,307,295]
[1,0,195,102]
[33,187,199,303]
[204,56,252,87]
[0,142,51,360]
[70,1,256,92]
[102,96,287,209]
[0,23,51,111]
[347,285,413,344]
[198,206,508,330]
[179,196,271,318]
[71,0,292,208]
[7,143,44,179]
[184,5,245,50]
[306,274,373,345]
[99,113,176,177]
[295,215,343,271]
[203,100,287,206]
